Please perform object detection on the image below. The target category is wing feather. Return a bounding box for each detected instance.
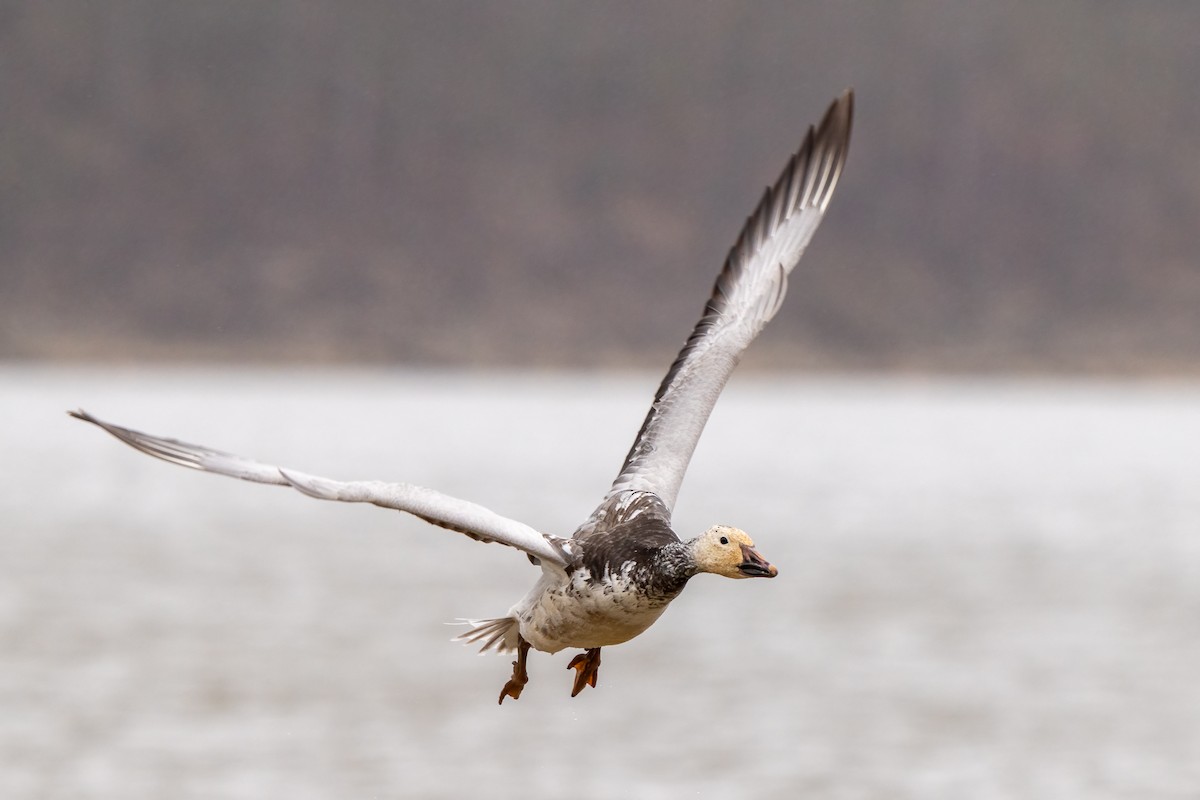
[70,410,569,568]
[590,91,853,522]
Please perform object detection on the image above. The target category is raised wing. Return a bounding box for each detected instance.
[588,91,853,526]
[70,410,569,568]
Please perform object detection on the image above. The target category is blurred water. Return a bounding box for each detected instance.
[2,366,1199,799]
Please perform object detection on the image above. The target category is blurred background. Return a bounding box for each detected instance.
[4,3,1200,799]
[4,0,1199,371]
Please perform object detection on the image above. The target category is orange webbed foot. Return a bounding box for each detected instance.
[498,637,532,705]
[566,647,601,697]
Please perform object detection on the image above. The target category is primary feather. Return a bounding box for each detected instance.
[67,409,570,567]
[589,90,853,525]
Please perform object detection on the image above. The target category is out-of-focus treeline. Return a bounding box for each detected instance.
[3,1,1199,371]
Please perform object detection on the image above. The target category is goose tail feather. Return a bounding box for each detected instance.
[451,617,520,654]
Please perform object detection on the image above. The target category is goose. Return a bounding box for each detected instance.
[71,90,852,703]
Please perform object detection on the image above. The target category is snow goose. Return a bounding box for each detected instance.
[72,90,853,703]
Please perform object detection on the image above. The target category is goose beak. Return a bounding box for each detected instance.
[737,543,778,578]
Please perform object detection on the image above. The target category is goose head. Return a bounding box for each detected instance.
[690,525,778,579]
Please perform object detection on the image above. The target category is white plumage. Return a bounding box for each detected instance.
[72,91,853,702]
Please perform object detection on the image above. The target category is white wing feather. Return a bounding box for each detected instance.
[588,91,853,524]
[70,410,569,568]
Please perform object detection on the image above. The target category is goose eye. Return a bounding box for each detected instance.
[719,536,729,545]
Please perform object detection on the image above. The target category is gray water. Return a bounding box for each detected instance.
[2,366,1198,799]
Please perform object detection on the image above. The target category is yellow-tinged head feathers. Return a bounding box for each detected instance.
[690,525,778,579]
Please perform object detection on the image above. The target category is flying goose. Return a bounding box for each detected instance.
[72,90,852,703]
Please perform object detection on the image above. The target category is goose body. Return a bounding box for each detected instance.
[72,91,853,702]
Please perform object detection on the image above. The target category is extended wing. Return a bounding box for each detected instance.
[586,91,853,527]
[70,410,569,568]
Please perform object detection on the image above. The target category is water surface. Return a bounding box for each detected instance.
[3,367,1198,798]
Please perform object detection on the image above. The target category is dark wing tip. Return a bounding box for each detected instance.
[70,408,125,437]
[70,408,212,470]
[808,88,854,212]
[715,90,855,307]
[788,88,853,217]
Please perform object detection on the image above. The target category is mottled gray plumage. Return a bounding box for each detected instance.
[71,91,854,701]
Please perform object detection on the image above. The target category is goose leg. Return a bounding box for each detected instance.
[567,647,602,697]
[498,636,532,705]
